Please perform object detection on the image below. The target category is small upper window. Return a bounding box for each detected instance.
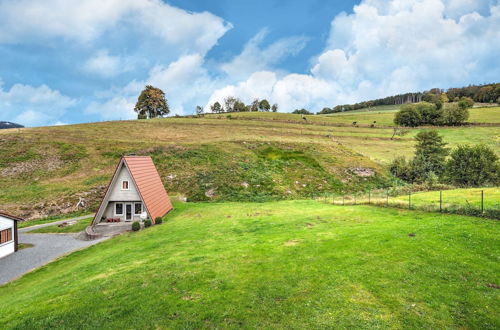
[121,180,129,190]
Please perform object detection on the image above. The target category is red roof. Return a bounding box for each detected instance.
[124,156,173,222]
[0,211,23,221]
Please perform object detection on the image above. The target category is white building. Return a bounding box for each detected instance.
[0,212,22,259]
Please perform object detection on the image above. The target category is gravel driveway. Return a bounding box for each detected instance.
[0,216,109,286]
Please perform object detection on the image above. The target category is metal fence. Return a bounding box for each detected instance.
[315,188,500,219]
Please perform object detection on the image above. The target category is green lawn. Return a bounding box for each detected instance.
[1,201,498,329]
[28,217,92,233]
[18,212,92,229]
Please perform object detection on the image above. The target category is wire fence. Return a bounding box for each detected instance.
[314,188,500,220]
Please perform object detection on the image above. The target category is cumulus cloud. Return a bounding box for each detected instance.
[207,0,500,112]
[87,54,216,118]
[0,0,232,55]
[220,29,308,80]
[83,50,132,78]
[0,81,76,127]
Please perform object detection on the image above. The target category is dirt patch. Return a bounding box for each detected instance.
[0,156,63,177]
[349,167,375,177]
[305,223,315,228]
[486,283,500,289]
[284,239,300,246]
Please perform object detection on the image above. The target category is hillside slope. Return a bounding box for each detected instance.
[0,201,498,328]
[0,108,498,220]
[0,117,388,219]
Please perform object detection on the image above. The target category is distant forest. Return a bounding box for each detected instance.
[319,83,500,114]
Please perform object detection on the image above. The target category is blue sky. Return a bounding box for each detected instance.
[0,0,499,127]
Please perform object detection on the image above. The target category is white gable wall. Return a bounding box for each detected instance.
[108,164,141,201]
[0,215,15,258]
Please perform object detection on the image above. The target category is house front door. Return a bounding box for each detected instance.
[125,204,133,221]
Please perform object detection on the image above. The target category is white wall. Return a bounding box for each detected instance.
[108,165,141,201]
[102,201,143,222]
[0,215,15,259]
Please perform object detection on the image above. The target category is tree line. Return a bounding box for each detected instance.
[319,83,500,115]
[207,97,278,114]
[390,131,499,187]
[393,98,473,127]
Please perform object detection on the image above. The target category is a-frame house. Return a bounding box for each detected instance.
[91,156,173,226]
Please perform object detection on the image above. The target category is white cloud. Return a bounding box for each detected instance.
[0,81,76,126]
[87,54,216,118]
[220,29,308,80]
[0,0,232,55]
[83,50,131,78]
[207,0,500,112]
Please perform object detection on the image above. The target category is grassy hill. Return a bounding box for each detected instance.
[0,201,498,328]
[0,106,498,220]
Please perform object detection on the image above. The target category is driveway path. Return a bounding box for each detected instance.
[0,215,109,286]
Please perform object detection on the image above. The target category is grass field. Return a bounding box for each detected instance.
[28,217,92,233]
[0,107,498,220]
[0,200,498,328]
[330,187,500,219]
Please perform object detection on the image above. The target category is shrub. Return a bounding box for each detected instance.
[155,217,163,224]
[415,102,440,124]
[144,219,152,228]
[131,221,140,231]
[389,156,413,182]
[458,97,474,109]
[439,103,469,125]
[445,144,500,186]
[394,104,422,127]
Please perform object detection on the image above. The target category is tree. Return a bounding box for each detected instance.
[415,102,440,124]
[292,109,312,115]
[259,99,271,112]
[210,101,222,113]
[251,99,260,112]
[394,104,422,126]
[458,97,474,110]
[271,104,278,112]
[224,96,237,112]
[234,99,247,112]
[439,103,469,125]
[134,85,170,119]
[390,126,409,140]
[195,105,204,117]
[445,144,499,186]
[412,130,448,179]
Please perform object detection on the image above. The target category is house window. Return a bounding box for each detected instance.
[0,228,12,244]
[121,180,129,190]
[115,203,124,215]
[134,203,142,215]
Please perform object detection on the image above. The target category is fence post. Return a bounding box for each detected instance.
[354,194,356,205]
[439,190,442,212]
[481,190,484,213]
[342,195,345,206]
[409,191,411,209]
[386,190,389,207]
[368,190,371,204]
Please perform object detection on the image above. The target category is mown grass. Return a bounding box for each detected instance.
[0,200,498,328]
[17,212,91,229]
[28,217,92,234]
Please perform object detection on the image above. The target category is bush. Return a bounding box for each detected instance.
[131,221,140,231]
[394,104,422,127]
[389,156,413,182]
[292,109,312,115]
[458,97,474,109]
[445,144,500,186]
[155,217,163,224]
[439,103,469,125]
[415,102,440,124]
[144,219,152,228]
